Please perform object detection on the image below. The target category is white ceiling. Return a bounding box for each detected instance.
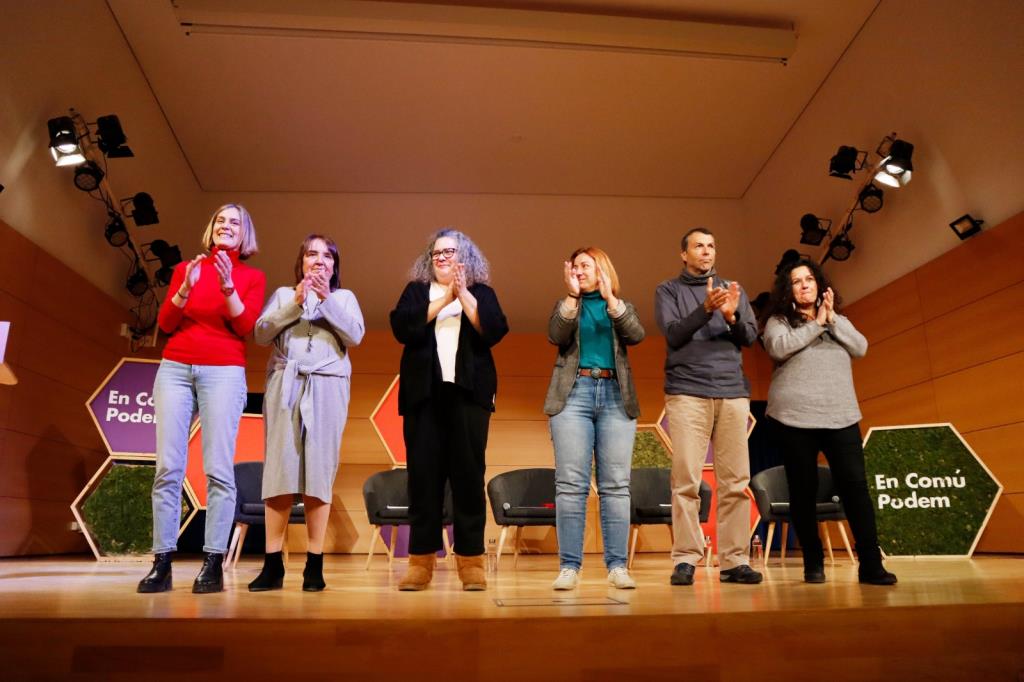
[108,0,877,198]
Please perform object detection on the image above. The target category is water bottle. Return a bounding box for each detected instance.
[751,534,763,564]
[703,535,713,567]
[486,537,498,574]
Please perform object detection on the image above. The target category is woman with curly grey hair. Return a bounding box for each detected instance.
[389,229,509,591]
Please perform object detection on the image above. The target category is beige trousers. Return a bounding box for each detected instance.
[666,394,752,569]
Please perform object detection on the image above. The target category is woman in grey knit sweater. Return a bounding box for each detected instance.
[761,258,896,585]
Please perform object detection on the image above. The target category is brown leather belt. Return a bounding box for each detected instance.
[578,368,616,379]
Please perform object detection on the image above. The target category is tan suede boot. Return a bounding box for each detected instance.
[398,553,435,591]
[455,554,487,591]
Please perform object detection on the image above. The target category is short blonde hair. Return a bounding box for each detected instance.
[570,246,620,296]
[200,204,259,260]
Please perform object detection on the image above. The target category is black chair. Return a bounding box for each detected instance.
[362,468,453,569]
[749,465,854,566]
[226,461,305,568]
[627,467,712,569]
[486,468,557,570]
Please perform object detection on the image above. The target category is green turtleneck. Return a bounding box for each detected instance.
[578,290,615,370]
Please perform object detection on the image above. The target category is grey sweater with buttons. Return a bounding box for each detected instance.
[762,314,868,429]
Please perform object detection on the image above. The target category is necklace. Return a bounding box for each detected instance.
[304,299,322,352]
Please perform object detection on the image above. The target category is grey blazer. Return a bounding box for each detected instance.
[543,298,646,419]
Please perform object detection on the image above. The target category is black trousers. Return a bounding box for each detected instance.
[770,418,883,570]
[403,383,490,556]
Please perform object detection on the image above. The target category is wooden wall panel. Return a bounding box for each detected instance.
[961,424,1024,494]
[845,273,923,344]
[852,326,932,401]
[932,353,1024,433]
[859,383,940,432]
[0,430,106,502]
[976,493,1024,554]
[924,282,1024,378]
[914,211,1024,322]
[0,497,88,556]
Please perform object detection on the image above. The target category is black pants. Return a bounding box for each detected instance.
[770,418,883,570]
[404,383,490,556]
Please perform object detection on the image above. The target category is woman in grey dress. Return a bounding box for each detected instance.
[248,234,365,592]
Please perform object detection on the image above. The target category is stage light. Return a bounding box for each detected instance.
[47,116,85,167]
[96,115,134,158]
[126,265,150,297]
[104,213,130,247]
[876,138,914,187]
[799,213,831,246]
[124,192,159,226]
[829,146,862,180]
[949,214,984,240]
[73,161,105,192]
[826,233,855,262]
[148,239,183,286]
[774,248,801,275]
[858,183,884,213]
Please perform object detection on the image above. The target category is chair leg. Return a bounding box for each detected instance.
[821,522,835,566]
[513,526,522,569]
[388,526,397,567]
[764,522,776,567]
[780,522,788,564]
[232,524,250,568]
[837,521,855,562]
[226,523,241,570]
[442,527,454,563]
[495,526,509,571]
[365,526,380,570]
[627,525,639,570]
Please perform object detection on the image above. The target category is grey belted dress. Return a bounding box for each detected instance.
[254,287,365,503]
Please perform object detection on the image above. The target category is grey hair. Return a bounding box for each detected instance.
[409,228,491,286]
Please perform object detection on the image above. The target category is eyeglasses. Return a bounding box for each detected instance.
[430,248,457,261]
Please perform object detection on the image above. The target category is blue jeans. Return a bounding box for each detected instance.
[152,360,247,554]
[550,376,636,571]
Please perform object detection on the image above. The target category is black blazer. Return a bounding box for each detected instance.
[389,281,509,415]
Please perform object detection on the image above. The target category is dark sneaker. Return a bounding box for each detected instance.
[804,568,826,584]
[670,562,695,586]
[720,564,763,584]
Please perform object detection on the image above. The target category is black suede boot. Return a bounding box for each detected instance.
[137,552,173,593]
[247,551,285,592]
[857,544,897,586]
[302,552,326,592]
[192,552,225,594]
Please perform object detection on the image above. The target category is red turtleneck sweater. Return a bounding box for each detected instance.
[157,248,267,367]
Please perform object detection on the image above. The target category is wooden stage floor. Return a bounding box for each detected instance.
[1,554,1022,681]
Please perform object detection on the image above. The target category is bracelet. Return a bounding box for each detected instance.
[568,293,581,299]
[176,290,189,300]
[221,285,235,297]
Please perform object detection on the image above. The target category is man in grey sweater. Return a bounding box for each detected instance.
[654,227,763,586]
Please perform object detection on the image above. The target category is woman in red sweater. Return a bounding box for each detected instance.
[137,204,266,594]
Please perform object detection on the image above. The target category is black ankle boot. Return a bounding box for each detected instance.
[192,552,225,594]
[302,552,326,592]
[137,552,173,593]
[248,551,285,592]
[858,563,898,585]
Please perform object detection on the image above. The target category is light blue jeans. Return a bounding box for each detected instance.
[152,360,247,554]
[550,376,636,571]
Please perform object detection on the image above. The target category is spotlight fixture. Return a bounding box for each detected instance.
[104,213,130,247]
[72,161,105,192]
[829,146,864,180]
[858,183,884,213]
[774,248,802,275]
[826,233,855,262]
[47,116,85,167]
[949,214,984,240]
[96,115,134,158]
[799,213,831,246]
[126,265,150,297]
[148,239,183,286]
[123,192,159,226]
[876,138,914,187]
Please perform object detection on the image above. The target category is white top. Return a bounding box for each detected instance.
[430,281,462,383]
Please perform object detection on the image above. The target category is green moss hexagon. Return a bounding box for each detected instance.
[863,424,1003,557]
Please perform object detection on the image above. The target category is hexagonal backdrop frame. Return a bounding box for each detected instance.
[864,423,1003,558]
